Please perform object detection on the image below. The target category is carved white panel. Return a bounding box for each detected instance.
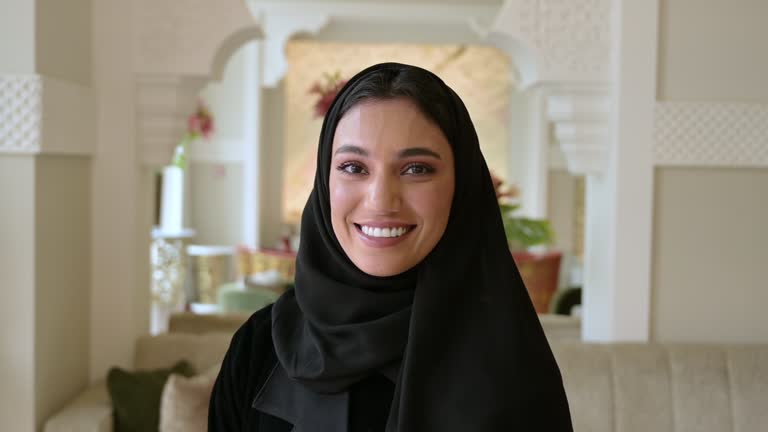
[0,75,42,153]
[134,0,261,77]
[490,0,612,86]
[655,102,768,167]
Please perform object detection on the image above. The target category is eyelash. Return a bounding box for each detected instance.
[335,161,435,176]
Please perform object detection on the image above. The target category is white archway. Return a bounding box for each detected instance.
[114,0,653,361]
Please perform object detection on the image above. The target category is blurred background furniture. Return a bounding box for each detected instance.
[216,281,282,314]
[150,228,197,334]
[236,246,297,283]
[512,251,562,313]
[185,245,237,306]
[167,312,250,335]
[44,332,232,432]
[46,327,768,432]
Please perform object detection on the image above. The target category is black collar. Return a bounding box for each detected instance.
[252,363,350,432]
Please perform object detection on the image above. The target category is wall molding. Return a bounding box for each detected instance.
[136,74,208,167]
[0,74,94,156]
[546,88,612,175]
[655,101,768,167]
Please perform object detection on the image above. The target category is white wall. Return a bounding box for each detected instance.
[0,156,92,431]
[36,0,92,85]
[0,0,93,429]
[193,42,256,246]
[651,0,768,342]
[652,168,768,342]
[90,0,144,383]
[34,156,91,429]
[190,162,244,245]
[0,0,34,72]
[658,0,768,102]
[0,156,37,431]
[200,44,251,144]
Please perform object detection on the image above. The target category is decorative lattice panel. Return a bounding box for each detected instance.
[655,102,768,167]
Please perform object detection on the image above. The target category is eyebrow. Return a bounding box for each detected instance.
[334,145,442,160]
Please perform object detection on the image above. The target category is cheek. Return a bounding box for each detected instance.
[407,178,454,229]
[329,176,357,228]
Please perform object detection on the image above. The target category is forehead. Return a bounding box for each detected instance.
[332,98,449,152]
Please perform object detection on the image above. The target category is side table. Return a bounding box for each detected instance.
[150,227,196,334]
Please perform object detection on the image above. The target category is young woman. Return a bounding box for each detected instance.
[209,62,573,431]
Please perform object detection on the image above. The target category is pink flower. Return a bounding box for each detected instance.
[308,72,347,119]
[187,102,214,138]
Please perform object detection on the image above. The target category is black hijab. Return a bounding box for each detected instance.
[264,63,572,431]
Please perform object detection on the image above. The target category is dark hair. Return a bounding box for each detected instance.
[336,65,458,147]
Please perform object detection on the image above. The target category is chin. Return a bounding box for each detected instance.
[354,259,411,277]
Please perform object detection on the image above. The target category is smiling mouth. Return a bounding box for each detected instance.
[353,223,416,239]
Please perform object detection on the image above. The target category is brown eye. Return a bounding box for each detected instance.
[403,163,435,176]
[336,162,367,175]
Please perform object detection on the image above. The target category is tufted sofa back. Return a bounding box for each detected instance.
[551,343,768,432]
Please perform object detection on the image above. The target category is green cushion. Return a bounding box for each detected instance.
[106,360,195,432]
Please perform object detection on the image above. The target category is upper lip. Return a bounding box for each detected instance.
[355,221,415,228]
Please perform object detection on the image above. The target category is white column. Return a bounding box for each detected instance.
[510,85,550,219]
[91,0,142,380]
[550,0,658,341]
[242,41,262,248]
[592,0,657,341]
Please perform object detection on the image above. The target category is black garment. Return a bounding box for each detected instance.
[209,304,395,431]
[210,62,573,432]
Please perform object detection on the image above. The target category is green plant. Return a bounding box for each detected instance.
[491,172,554,250]
[499,202,554,250]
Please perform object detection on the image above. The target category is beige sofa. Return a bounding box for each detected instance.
[167,312,584,341]
[43,333,232,432]
[45,315,768,432]
[552,343,768,432]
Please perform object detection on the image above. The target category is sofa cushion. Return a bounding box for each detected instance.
[159,363,221,432]
[106,360,195,432]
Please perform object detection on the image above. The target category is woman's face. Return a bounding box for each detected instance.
[329,98,455,277]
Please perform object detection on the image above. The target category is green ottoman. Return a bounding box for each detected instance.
[216,282,282,314]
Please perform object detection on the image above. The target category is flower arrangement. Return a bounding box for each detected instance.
[308,71,348,119]
[491,172,554,250]
[170,101,214,169]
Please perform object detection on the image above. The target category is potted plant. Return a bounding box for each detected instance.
[492,173,561,314]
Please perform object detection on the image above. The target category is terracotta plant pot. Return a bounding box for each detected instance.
[511,251,562,313]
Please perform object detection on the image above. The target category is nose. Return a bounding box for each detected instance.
[365,172,401,213]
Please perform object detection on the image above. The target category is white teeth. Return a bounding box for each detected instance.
[359,225,411,238]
